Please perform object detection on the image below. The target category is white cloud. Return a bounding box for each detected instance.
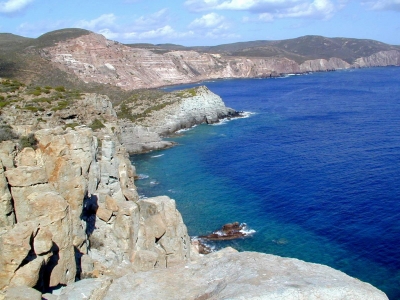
[75,14,117,31]
[185,0,341,20]
[189,12,227,28]
[361,0,400,11]
[132,8,170,30]
[258,12,274,22]
[0,0,33,14]
[17,20,71,37]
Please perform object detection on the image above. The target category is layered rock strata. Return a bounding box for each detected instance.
[41,32,400,90]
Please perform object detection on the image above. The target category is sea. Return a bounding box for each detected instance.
[130,67,400,299]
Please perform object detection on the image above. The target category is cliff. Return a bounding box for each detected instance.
[39,32,400,90]
[0,127,190,297]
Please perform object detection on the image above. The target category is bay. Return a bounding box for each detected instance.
[131,67,400,299]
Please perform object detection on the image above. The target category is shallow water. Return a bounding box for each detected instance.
[131,67,400,299]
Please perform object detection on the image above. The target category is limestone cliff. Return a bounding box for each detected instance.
[41,32,400,90]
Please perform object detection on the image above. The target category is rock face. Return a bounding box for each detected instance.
[0,127,191,294]
[41,32,400,90]
[118,86,240,153]
[58,248,387,300]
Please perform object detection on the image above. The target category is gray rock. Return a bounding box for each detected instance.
[103,248,388,300]
[4,285,42,300]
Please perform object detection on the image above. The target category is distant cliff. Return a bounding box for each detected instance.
[40,32,400,90]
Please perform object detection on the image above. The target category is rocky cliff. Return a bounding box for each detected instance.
[0,127,190,298]
[40,32,400,90]
[118,85,239,153]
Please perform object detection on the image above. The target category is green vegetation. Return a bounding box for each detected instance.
[89,119,105,131]
[65,122,79,129]
[19,133,38,149]
[175,88,197,98]
[0,125,18,142]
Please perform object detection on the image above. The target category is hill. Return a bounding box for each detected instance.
[1,28,400,95]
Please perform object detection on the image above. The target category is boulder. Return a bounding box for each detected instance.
[4,285,42,300]
[199,221,253,241]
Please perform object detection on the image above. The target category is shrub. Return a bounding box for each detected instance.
[19,133,38,149]
[0,125,18,142]
[55,86,66,92]
[89,119,105,131]
[65,122,79,129]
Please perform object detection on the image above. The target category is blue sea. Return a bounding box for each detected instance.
[131,67,400,299]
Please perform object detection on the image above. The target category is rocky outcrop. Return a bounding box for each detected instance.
[0,127,191,295]
[118,86,240,153]
[41,32,400,90]
[199,222,252,241]
[56,247,388,300]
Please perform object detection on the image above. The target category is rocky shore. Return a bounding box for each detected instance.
[0,80,389,299]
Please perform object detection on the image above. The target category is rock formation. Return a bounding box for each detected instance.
[56,248,388,300]
[0,126,190,296]
[40,32,400,90]
[118,85,240,153]
[199,222,252,241]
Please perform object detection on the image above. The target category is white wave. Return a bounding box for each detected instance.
[176,124,197,133]
[150,180,159,185]
[137,174,149,179]
[151,154,164,158]
[239,223,256,236]
[238,111,256,119]
[210,111,255,126]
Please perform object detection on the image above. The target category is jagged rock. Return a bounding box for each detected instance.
[96,207,113,222]
[0,222,35,289]
[4,285,41,300]
[133,196,190,269]
[0,161,14,227]
[33,227,53,255]
[102,248,388,300]
[105,195,118,212]
[9,256,45,287]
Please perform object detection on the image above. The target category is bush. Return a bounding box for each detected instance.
[55,86,66,92]
[89,119,105,131]
[19,133,38,149]
[0,125,18,142]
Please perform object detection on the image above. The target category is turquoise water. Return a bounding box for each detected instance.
[131,67,400,299]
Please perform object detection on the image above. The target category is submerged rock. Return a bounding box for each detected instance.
[199,222,254,241]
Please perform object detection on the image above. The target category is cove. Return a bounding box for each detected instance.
[131,67,400,299]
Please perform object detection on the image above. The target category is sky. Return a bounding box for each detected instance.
[0,0,399,46]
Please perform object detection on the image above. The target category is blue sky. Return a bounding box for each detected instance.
[0,0,399,46]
